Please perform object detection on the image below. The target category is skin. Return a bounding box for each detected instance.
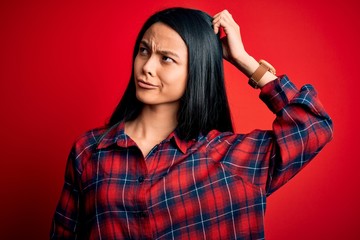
[126,22,188,157]
[126,10,277,157]
[133,22,188,109]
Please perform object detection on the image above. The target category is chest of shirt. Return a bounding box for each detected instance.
[78,141,265,219]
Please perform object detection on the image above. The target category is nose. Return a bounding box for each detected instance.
[142,55,157,77]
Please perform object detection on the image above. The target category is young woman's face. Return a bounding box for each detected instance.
[134,22,188,107]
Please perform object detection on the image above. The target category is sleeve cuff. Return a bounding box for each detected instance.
[259,75,298,114]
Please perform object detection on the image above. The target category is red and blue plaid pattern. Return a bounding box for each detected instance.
[51,76,333,239]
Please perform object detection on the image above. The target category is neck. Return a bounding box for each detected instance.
[125,103,179,141]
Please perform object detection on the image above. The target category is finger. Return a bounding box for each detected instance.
[212,14,222,26]
[213,9,231,19]
[212,11,222,19]
[213,22,220,34]
[213,15,231,34]
[212,10,237,34]
[213,13,234,28]
[212,16,222,34]
[212,16,232,34]
[212,11,226,28]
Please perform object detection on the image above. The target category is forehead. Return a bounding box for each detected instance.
[142,22,187,53]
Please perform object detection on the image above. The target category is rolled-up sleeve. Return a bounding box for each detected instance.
[260,75,333,195]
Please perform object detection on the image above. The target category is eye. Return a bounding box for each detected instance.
[139,47,149,56]
[162,56,174,63]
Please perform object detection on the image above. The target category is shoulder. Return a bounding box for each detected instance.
[70,126,109,161]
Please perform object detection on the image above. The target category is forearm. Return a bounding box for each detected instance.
[231,51,277,88]
[260,76,333,194]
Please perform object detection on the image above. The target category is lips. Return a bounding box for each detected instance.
[137,80,158,89]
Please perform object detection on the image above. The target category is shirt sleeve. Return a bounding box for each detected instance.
[259,75,333,195]
[208,75,333,197]
[50,144,82,239]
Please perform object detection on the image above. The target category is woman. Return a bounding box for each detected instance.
[51,7,333,239]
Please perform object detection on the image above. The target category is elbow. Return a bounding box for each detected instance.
[306,117,334,154]
[315,117,333,151]
[324,117,334,143]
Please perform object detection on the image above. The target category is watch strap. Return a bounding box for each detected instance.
[248,60,276,89]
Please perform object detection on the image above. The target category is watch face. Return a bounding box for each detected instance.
[259,60,276,75]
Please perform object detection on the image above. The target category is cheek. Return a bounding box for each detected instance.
[179,76,188,93]
[178,70,188,91]
[166,72,188,97]
[133,57,141,74]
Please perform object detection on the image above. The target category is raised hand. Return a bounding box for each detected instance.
[212,10,247,65]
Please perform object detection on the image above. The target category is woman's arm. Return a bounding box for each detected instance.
[211,10,334,195]
[50,145,82,239]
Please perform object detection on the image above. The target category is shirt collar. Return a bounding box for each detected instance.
[96,121,192,154]
[167,130,193,154]
[96,121,130,149]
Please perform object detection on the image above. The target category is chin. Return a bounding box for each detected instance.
[136,93,158,105]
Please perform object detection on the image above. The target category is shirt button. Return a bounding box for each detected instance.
[138,211,147,218]
[138,176,145,183]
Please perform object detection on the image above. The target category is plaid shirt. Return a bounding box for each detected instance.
[51,76,333,239]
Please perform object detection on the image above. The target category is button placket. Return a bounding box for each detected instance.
[138,211,147,218]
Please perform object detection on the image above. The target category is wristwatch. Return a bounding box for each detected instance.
[248,60,276,89]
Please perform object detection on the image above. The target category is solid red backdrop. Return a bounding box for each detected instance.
[0,0,359,239]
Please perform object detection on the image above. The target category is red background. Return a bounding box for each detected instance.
[1,0,359,239]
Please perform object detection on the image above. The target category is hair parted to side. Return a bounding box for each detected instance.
[108,7,234,140]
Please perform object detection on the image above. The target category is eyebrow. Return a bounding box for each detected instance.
[140,40,180,59]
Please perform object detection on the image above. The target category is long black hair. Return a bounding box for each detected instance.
[107,7,234,140]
